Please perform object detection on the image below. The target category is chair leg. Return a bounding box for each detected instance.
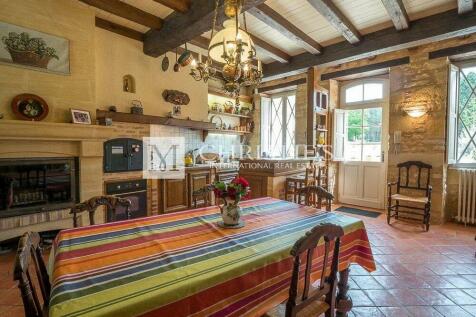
[425,204,430,232]
[387,200,392,225]
[395,201,399,220]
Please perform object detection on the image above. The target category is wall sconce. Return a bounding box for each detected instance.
[403,105,428,118]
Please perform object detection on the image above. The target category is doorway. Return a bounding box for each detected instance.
[335,79,389,209]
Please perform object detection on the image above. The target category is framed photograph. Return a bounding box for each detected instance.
[0,21,70,75]
[71,109,92,125]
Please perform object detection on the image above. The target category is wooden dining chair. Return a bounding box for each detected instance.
[192,185,214,208]
[264,224,344,317]
[297,185,334,212]
[285,162,317,203]
[14,232,50,317]
[71,195,132,228]
[387,161,432,231]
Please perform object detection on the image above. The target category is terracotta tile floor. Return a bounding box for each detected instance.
[1,208,476,317]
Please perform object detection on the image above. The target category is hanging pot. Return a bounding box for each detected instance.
[173,48,181,72]
[178,50,193,67]
[162,53,169,72]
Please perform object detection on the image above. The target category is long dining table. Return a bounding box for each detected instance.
[48,197,376,317]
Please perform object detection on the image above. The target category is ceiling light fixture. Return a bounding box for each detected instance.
[189,0,263,104]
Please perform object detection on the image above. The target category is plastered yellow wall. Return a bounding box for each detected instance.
[0,0,96,122]
[95,28,208,121]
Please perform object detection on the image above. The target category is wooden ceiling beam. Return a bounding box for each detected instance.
[251,35,290,63]
[153,0,191,13]
[380,0,410,31]
[95,17,144,41]
[263,9,476,79]
[248,4,322,54]
[458,0,474,14]
[306,0,361,44]
[79,0,163,29]
[143,0,267,57]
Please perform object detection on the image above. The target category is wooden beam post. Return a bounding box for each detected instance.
[306,0,361,44]
[153,0,191,13]
[380,0,410,31]
[458,0,474,14]
[263,9,476,79]
[95,17,144,42]
[79,0,163,29]
[307,68,315,146]
[143,0,266,57]
[248,4,322,54]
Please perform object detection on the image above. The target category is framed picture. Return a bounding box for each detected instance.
[71,109,92,125]
[0,21,70,75]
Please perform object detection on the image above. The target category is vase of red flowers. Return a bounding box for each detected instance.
[214,176,250,228]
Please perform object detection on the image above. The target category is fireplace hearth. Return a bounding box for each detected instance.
[0,158,79,218]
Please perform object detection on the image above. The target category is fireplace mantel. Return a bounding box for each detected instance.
[0,120,115,141]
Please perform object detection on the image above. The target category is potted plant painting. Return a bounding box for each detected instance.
[214,177,250,229]
[2,32,59,69]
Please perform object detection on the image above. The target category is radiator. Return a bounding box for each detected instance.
[457,169,476,224]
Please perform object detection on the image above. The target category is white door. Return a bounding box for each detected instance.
[335,80,389,209]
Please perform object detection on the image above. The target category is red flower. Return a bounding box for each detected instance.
[232,176,249,188]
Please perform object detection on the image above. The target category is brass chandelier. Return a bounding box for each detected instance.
[190,0,263,99]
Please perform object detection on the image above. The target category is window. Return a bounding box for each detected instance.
[448,64,476,165]
[344,82,384,104]
[334,79,386,162]
[261,92,296,157]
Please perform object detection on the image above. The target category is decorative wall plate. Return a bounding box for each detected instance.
[11,93,49,121]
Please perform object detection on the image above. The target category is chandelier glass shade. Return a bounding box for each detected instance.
[189,0,263,99]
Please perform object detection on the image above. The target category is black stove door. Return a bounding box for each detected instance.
[107,191,147,222]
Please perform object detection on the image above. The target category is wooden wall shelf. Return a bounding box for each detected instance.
[202,129,251,142]
[96,110,216,130]
[208,111,252,119]
[208,87,252,104]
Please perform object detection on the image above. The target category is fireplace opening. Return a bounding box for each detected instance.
[0,158,79,218]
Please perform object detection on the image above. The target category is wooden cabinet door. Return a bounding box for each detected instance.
[246,175,267,199]
[161,178,188,213]
[216,171,238,184]
[188,170,211,208]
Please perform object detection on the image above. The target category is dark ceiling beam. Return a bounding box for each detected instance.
[306,0,361,44]
[248,4,322,54]
[79,0,163,29]
[458,0,474,14]
[95,17,144,41]
[190,36,210,50]
[153,0,191,13]
[320,57,409,80]
[263,9,476,79]
[429,41,476,59]
[143,0,267,57]
[380,0,410,30]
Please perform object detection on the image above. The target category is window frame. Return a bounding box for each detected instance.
[340,78,388,108]
[260,91,297,158]
[448,61,476,168]
[334,78,388,163]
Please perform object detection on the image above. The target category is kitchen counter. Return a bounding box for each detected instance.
[239,157,321,200]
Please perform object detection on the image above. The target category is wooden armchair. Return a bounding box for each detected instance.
[14,232,50,317]
[71,195,132,228]
[264,224,344,317]
[192,185,214,208]
[297,185,334,211]
[387,161,432,231]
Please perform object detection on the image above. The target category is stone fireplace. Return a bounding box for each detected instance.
[0,120,115,241]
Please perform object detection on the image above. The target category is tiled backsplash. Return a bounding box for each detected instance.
[150,125,242,158]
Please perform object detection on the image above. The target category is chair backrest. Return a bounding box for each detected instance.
[297,185,334,211]
[14,232,50,317]
[317,164,328,189]
[71,195,132,227]
[192,185,214,208]
[396,161,432,195]
[286,224,344,317]
[304,162,318,186]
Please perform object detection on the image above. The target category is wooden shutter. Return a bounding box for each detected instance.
[333,109,345,161]
[447,64,459,164]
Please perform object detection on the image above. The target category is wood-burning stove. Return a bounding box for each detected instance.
[105,179,147,221]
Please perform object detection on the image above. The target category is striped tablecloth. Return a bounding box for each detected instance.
[49,197,375,317]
